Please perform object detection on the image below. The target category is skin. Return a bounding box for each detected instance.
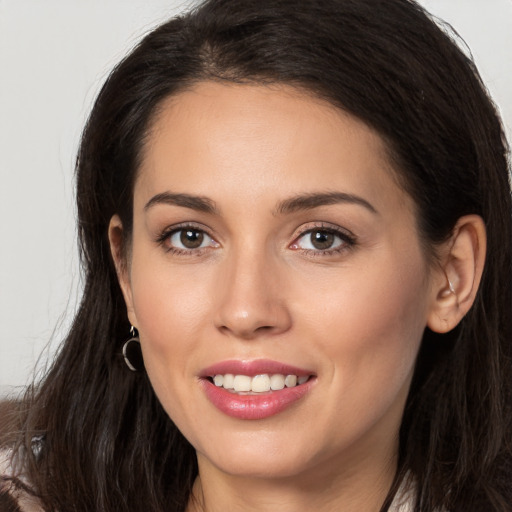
[109,82,486,512]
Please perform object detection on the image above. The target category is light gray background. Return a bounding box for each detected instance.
[1,0,511,395]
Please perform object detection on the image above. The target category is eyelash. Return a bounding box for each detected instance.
[156,222,357,257]
[290,223,357,257]
[156,223,218,255]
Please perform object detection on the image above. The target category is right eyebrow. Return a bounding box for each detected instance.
[144,192,218,214]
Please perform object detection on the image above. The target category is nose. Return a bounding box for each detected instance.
[214,248,292,340]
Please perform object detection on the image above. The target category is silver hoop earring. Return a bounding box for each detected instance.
[122,326,144,372]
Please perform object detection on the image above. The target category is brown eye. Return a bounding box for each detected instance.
[291,227,352,253]
[310,231,335,250]
[166,228,218,251]
[180,229,204,248]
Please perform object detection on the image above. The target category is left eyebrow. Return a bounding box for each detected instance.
[275,191,378,216]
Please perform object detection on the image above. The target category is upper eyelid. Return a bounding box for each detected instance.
[155,221,355,248]
[156,222,215,240]
[290,223,357,253]
[292,221,355,239]
[157,225,219,254]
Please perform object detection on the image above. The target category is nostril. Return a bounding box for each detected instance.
[214,293,292,339]
[255,325,274,332]
[218,323,278,340]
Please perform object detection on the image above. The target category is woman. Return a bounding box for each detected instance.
[1,0,511,510]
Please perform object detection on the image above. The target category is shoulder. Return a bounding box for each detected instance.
[388,477,416,512]
[388,475,449,512]
[0,398,45,511]
[1,449,44,512]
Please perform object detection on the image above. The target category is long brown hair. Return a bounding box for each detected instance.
[2,1,511,510]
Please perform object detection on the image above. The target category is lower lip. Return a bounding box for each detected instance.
[200,378,315,420]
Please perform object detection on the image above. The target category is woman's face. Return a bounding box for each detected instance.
[114,82,441,482]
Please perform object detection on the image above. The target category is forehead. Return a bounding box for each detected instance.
[136,81,412,216]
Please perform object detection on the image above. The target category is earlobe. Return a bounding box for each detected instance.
[427,215,486,334]
[108,215,138,327]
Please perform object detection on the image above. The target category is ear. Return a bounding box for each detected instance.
[108,215,138,328]
[427,215,486,333]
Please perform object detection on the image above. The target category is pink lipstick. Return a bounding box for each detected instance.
[199,359,316,420]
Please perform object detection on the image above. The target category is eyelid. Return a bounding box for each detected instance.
[291,221,355,240]
[289,222,357,254]
[155,222,219,253]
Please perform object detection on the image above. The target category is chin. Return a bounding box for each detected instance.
[194,427,326,480]
[204,451,311,480]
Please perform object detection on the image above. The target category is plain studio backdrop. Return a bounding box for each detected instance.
[1,0,511,396]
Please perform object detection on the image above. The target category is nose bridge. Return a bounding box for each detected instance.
[214,241,291,339]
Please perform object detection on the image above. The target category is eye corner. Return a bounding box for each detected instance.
[289,222,357,256]
[155,223,220,255]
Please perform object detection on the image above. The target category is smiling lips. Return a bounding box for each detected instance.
[199,360,316,420]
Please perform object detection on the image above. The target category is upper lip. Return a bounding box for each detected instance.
[199,359,314,378]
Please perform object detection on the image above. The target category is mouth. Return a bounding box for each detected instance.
[199,360,316,420]
[206,373,312,394]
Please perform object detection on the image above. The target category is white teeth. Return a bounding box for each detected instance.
[270,374,285,390]
[211,373,310,393]
[284,375,297,388]
[223,374,235,389]
[233,375,252,392]
[251,374,271,392]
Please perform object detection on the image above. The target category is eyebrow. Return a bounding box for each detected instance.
[275,192,378,215]
[144,192,218,214]
[143,190,377,216]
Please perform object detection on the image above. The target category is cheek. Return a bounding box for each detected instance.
[298,249,430,417]
[130,255,210,346]
[127,254,213,410]
[128,265,213,438]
